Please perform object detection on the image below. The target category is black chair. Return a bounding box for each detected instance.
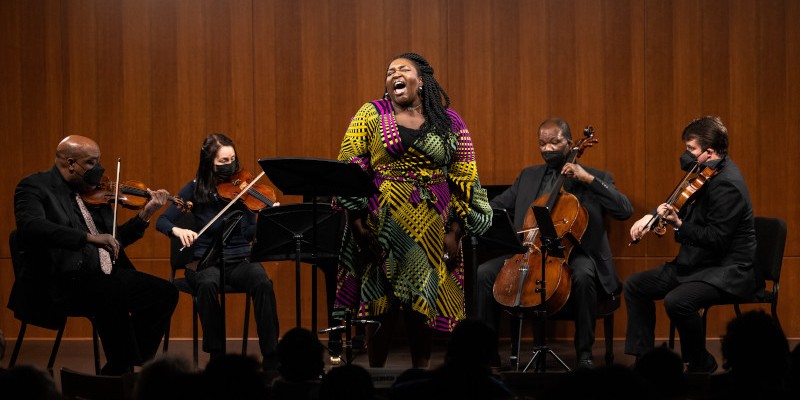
[7,230,101,375]
[60,367,135,400]
[161,213,253,367]
[668,216,787,348]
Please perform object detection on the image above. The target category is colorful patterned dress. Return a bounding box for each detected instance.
[334,99,492,332]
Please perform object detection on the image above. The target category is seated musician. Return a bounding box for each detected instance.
[156,133,280,370]
[476,118,633,368]
[624,116,756,373]
[11,135,178,375]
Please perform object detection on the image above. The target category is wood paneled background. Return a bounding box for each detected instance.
[1,0,798,344]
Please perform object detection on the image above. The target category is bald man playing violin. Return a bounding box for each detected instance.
[624,116,756,374]
[11,135,178,375]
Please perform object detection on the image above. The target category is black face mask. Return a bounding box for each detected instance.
[215,161,238,181]
[541,151,566,170]
[74,161,105,187]
[679,150,699,171]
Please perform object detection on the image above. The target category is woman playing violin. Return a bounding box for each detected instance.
[624,116,756,373]
[156,133,280,370]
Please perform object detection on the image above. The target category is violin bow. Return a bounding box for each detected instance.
[179,170,267,252]
[112,158,121,263]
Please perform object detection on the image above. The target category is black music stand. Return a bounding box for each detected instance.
[463,209,526,318]
[520,205,571,373]
[196,210,246,353]
[251,203,344,332]
[255,157,376,332]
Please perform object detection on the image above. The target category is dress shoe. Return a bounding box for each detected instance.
[577,359,594,369]
[686,353,718,374]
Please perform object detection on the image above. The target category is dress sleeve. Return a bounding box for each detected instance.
[445,110,492,236]
[334,103,379,212]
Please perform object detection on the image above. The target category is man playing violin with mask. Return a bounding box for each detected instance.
[476,118,633,369]
[11,135,178,375]
[624,116,756,373]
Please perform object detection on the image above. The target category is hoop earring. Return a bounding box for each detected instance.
[384,91,389,100]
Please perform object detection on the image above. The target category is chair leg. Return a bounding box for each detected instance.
[92,324,101,375]
[163,320,171,353]
[603,314,614,365]
[668,321,675,349]
[8,322,28,367]
[242,295,251,355]
[47,325,66,372]
[771,301,783,333]
[191,297,199,367]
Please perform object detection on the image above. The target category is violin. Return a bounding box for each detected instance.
[628,153,719,245]
[493,127,598,314]
[81,175,193,212]
[180,168,274,251]
[216,169,277,211]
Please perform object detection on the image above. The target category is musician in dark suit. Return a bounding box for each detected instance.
[476,118,633,368]
[625,116,756,373]
[10,135,178,375]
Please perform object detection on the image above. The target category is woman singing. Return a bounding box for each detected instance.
[334,53,492,368]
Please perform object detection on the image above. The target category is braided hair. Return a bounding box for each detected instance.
[389,53,452,138]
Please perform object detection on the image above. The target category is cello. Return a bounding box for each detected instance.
[493,126,598,314]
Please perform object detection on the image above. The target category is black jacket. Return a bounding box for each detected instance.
[9,166,149,328]
[670,157,756,298]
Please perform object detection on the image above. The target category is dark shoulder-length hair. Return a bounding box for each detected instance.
[194,133,239,204]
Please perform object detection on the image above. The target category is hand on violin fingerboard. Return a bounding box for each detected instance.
[138,189,169,221]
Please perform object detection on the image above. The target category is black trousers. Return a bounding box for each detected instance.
[186,259,279,359]
[61,268,178,372]
[476,251,599,360]
[623,262,733,363]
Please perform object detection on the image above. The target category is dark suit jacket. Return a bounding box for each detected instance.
[490,164,633,295]
[671,157,756,298]
[9,166,149,328]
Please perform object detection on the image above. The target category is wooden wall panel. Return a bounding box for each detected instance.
[1,1,798,345]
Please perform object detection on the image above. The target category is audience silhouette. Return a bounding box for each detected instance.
[134,354,203,400]
[320,364,376,400]
[203,353,269,400]
[705,310,789,399]
[271,327,325,400]
[3,310,799,400]
[0,364,61,400]
[390,318,517,400]
[633,344,687,399]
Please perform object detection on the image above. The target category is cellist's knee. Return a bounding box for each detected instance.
[477,256,504,289]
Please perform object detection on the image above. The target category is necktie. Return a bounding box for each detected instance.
[75,194,113,274]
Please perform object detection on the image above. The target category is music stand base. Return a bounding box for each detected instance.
[523,346,571,373]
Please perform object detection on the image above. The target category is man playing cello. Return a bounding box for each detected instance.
[476,118,633,368]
